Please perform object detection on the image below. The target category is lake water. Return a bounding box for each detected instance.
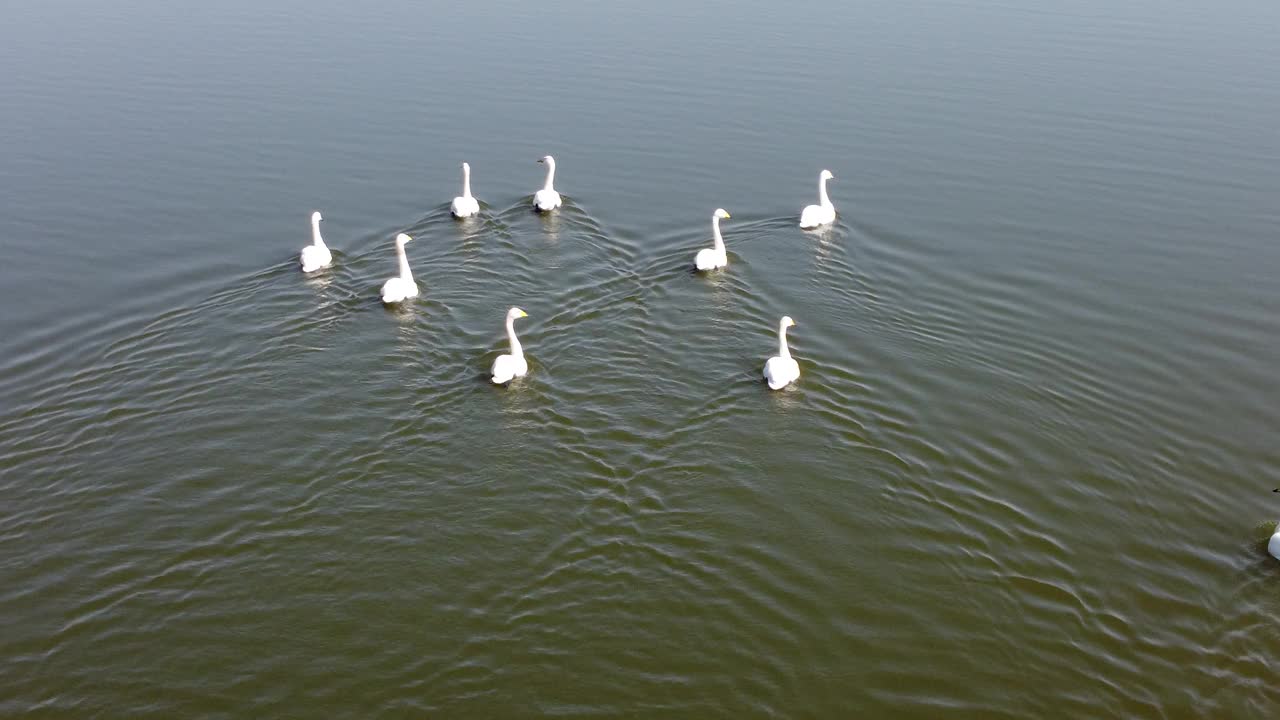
[2,0,1279,716]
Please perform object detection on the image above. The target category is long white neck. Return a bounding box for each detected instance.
[311,218,326,249]
[542,160,556,192]
[397,243,412,282]
[818,175,832,208]
[506,316,523,357]
[778,323,791,359]
[462,165,472,199]
[712,216,725,255]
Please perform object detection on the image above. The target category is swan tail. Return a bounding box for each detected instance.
[534,191,561,212]
[492,355,514,384]
[300,246,331,272]
[452,197,478,217]
[695,250,715,271]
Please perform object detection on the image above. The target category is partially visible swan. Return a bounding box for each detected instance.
[533,155,562,212]
[491,307,530,384]
[451,162,480,218]
[763,316,800,390]
[1271,489,1280,561]
[300,210,332,273]
[799,170,836,229]
[380,233,418,304]
[694,208,731,271]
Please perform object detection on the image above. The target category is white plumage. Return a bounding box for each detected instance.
[799,169,836,229]
[300,210,333,273]
[533,155,562,212]
[491,307,530,384]
[763,316,800,390]
[380,233,418,304]
[694,209,731,271]
[451,162,480,218]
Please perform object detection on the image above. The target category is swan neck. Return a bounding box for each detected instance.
[311,219,326,249]
[397,243,412,281]
[506,316,523,357]
[778,324,791,359]
[543,160,556,192]
[712,216,725,253]
[462,165,472,199]
[818,175,832,208]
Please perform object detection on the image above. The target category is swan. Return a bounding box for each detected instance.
[533,155,562,212]
[300,210,333,272]
[694,209,731,271]
[799,169,836,229]
[451,162,480,218]
[380,233,418,304]
[763,316,800,390]
[491,307,530,384]
[1271,489,1280,561]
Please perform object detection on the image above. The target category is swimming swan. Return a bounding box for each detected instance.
[763,316,800,390]
[533,155,562,212]
[451,162,480,218]
[694,209,731,271]
[491,307,530,384]
[380,233,418,304]
[1271,489,1280,561]
[300,211,332,273]
[799,170,836,229]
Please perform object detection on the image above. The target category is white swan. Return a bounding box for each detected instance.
[763,316,800,390]
[451,162,480,218]
[300,211,333,273]
[533,155,562,212]
[1271,490,1280,561]
[491,307,530,384]
[799,170,836,229]
[694,208,731,271]
[380,233,418,304]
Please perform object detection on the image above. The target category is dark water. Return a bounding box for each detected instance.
[2,0,1279,715]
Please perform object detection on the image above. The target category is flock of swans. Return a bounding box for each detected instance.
[297,156,837,388]
[299,159,1280,557]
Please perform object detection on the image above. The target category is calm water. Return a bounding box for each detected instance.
[2,0,1279,716]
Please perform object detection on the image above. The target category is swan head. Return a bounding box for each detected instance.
[508,307,529,320]
[311,211,322,223]
[781,316,796,328]
[538,155,554,165]
[714,208,731,220]
[820,170,835,181]
[461,161,470,172]
[395,233,412,246]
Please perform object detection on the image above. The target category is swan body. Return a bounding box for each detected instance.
[763,316,800,390]
[1271,522,1280,561]
[799,170,836,229]
[380,233,418,304]
[491,307,530,384]
[533,155,562,212]
[695,209,731,271]
[300,211,332,272]
[451,162,480,218]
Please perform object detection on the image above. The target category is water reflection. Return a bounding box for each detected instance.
[537,202,564,242]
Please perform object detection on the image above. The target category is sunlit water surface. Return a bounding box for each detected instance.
[2,0,1279,716]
